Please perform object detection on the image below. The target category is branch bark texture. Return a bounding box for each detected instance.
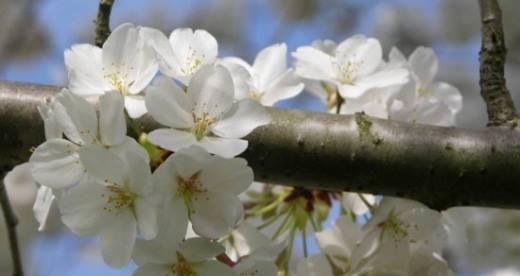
[479,0,519,127]
[94,0,115,47]
[2,81,520,210]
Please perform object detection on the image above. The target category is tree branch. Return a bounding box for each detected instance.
[0,171,23,276]
[94,0,115,47]
[2,81,520,210]
[478,0,519,127]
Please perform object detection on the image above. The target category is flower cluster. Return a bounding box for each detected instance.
[27,23,462,275]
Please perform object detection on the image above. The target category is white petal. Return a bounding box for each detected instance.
[102,23,138,74]
[188,65,234,119]
[33,186,55,231]
[356,68,409,90]
[311,39,337,55]
[409,46,438,85]
[145,76,193,128]
[212,100,270,139]
[133,264,171,276]
[253,43,287,91]
[140,27,177,77]
[349,37,382,76]
[170,146,210,180]
[100,209,137,268]
[179,238,225,262]
[415,102,455,127]
[341,192,375,215]
[99,91,126,145]
[388,47,407,66]
[430,82,463,112]
[54,91,98,144]
[30,139,83,189]
[38,100,63,140]
[235,258,277,276]
[195,261,237,276]
[127,31,159,94]
[197,137,248,158]
[335,35,367,59]
[219,57,253,101]
[59,176,110,235]
[169,28,218,84]
[337,83,369,99]
[148,128,197,152]
[191,191,243,239]
[79,144,127,185]
[133,199,187,265]
[199,157,252,195]
[125,95,148,119]
[262,69,304,106]
[110,137,150,163]
[292,46,336,81]
[295,255,333,276]
[64,44,109,96]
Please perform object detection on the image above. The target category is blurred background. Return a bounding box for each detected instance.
[1,0,520,275]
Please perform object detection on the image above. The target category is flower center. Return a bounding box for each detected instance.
[176,172,207,199]
[250,90,264,102]
[102,65,134,95]
[192,112,214,141]
[102,184,137,212]
[378,210,410,242]
[337,59,362,85]
[417,85,432,100]
[180,47,204,76]
[170,252,196,276]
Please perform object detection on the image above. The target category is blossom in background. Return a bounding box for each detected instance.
[293,35,408,100]
[387,46,463,126]
[221,43,304,106]
[146,66,270,158]
[64,23,158,118]
[229,222,286,276]
[142,27,218,86]
[60,146,158,268]
[153,146,253,239]
[315,216,363,273]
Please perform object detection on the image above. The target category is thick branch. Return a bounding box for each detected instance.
[478,0,519,127]
[2,81,520,210]
[0,171,23,276]
[94,0,115,47]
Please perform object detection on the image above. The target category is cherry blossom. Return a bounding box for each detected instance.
[293,35,409,100]
[142,27,218,85]
[65,23,158,118]
[221,43,304,106]
[59,146,158,268]
[146,66,270,158]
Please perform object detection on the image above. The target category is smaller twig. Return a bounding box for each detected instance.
[0,171,23,276]
[94,0,115,47]
[478,0,519,128]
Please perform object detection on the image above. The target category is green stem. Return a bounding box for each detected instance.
[124,109,143,138]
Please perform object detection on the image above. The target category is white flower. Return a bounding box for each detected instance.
[315,215,363,273]
[341,192,376,216]
[146,66,270,158]
[30,91,146,189]
[59,146,158,268]
[388,46,463,126]
[293,35,408,99]
[230,222,286,276]
[64,23,158,118]
[134,237,236,276]
[351,197,442,274]
[142,27,218,85]
[220,43,304,106]
[153,146,253,239]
